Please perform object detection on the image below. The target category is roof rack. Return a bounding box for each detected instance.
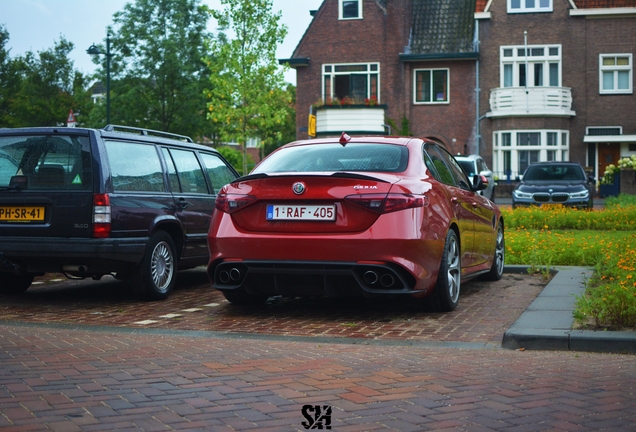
[102,124,194,143]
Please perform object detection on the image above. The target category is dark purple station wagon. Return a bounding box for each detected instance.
[0,125,238,300]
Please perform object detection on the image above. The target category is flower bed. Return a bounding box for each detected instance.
[502,198,636,330]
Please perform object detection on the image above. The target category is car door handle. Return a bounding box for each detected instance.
[451,197,458,204]
[176,198,192,209]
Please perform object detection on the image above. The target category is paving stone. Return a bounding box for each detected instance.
[0,269,634,431]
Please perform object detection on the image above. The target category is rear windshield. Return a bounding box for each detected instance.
[253,143,409,173]
[523,164,585,181]
[0,135,92,190]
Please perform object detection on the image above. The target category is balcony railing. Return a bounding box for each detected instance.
[488,87,575,118]
[315,105,387,137]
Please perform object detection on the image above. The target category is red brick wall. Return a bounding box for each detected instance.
[478,0,636,173]
[294,0,407,141]
[292,0,477,153]
[406,60,477,155]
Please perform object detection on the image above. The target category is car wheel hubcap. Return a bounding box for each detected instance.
[151,241,173,292]
[495,227,505,275]
[447,236,461,303]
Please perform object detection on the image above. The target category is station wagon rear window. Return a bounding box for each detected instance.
[0,135,92,190]
[253,143,409,173]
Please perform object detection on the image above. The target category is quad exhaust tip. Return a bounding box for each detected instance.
[380,274,395,287]
[363,271,378,285]
[363,270,396,288]
[219,267,242,284]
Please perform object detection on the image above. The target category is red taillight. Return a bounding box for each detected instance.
[345,193,427,214]
[384,194,428,213]
[215,193,257,214]
[93,193,111,238]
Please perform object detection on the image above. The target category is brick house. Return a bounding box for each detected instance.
[281,0,480,156]
[282,0,635,182]
[477,0,636,181]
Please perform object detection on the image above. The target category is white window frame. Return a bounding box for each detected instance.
[599,54,633,95]
[500,45,561,88]
[492,129,569,178]
[339,0,362,20]
[322,62,380,103]
[507,0,552,13]
[413,68,450,104]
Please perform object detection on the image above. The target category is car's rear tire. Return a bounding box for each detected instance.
[428,229,461,312]
[481,222,505,281]
[132,231,177,301]
[222,288,268,306]
[0,273,34,294]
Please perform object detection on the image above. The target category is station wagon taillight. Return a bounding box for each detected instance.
[93,193,111,238]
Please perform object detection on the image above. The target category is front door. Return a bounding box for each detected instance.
[598,143,620,178]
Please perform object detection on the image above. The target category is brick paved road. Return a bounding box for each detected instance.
[1,324,634,431]
[1,270,634,431]
[1,269,544,344]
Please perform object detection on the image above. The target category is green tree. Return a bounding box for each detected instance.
[0,33,83,128]
[90,0,212,137]
[261,83,296,158]
[0,26,20,127]
[215,145,253,175]
[205,0,289,173]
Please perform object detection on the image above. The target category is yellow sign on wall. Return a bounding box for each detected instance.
[308,114,316,137]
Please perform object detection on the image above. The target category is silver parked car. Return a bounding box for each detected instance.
[454,154,495,201]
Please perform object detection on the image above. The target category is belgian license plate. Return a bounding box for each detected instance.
[0,206,45,222]
[266,204,336,221]
[541,204,563,209]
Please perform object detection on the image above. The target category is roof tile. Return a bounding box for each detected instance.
[573,0,636,7]
[410,0,476,54]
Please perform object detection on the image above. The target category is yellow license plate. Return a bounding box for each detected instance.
[541,204,563,209]
[0,206,45,221]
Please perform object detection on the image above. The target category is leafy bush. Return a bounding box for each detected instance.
[605,193,636,209]
[215,146,253,176]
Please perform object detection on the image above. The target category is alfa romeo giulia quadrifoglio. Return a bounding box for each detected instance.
[207,134,505,312]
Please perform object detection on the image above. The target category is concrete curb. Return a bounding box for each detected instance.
[502,266,636,353]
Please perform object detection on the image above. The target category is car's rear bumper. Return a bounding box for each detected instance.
[209,260,422,298]
[207,210,448,297]
[0,236,147,274]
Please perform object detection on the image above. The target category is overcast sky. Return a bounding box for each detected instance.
[1,0,324,84]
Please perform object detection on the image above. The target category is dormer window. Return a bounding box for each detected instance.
[508,0,552,13]
[340,0,362,20]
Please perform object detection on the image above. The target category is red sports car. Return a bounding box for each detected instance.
[207,134,504,312]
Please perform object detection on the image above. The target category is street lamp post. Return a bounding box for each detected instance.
[87,35,113,125]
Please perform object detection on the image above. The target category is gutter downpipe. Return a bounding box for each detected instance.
[524,31,529,113]
[475,19,481,155]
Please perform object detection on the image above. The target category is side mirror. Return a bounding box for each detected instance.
[515,176,521,182]
[588,175,595,183]
[473,174,489,191]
